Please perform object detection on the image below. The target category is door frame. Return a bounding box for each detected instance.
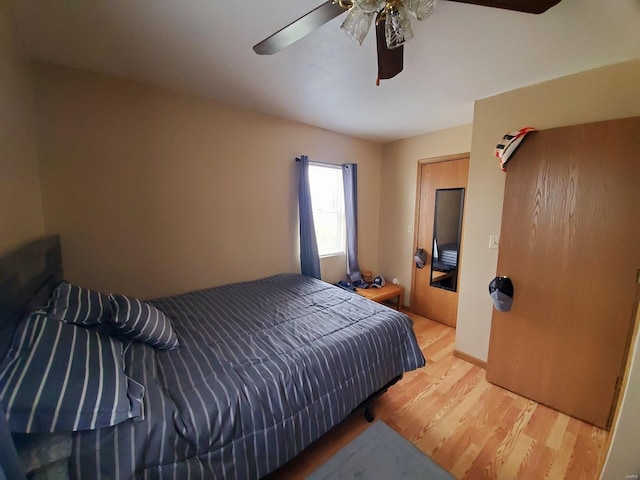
[410,153,470,326]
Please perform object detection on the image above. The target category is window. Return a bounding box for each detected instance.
[308,163,345,257]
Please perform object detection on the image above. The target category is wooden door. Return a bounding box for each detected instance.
[487,117,640,428]
[412,156,469,327]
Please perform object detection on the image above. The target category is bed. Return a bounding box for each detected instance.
[0,236,425,479]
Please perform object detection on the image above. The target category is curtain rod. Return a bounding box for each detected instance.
[295,157,342,169]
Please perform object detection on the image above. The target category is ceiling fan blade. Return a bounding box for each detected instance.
[446,0,561,14]
[253,1,347,55]
[376,19,403,84]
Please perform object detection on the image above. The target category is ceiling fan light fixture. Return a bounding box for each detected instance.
[405,0,437,20]
[340,3,375,45]
[354,0,386,13]
[385,2,413,49]
[254,0,562,81]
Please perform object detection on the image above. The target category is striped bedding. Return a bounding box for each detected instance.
[0,314,144,434]
[72,274,425,479]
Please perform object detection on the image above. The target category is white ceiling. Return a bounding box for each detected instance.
[9,0,640,143]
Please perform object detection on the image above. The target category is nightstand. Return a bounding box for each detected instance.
[356,284,404,311]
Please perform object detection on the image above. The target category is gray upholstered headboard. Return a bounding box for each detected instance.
[0,235,62,359]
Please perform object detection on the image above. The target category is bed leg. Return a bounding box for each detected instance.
[356,375,402,423]
[364,403,374,422]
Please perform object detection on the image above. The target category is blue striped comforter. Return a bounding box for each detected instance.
[72,274,425,479]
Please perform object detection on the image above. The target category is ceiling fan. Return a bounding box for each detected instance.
[253,0,561,84]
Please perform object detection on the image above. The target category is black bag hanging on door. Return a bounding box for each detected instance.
[489,276,514,312]
[414,248,427,269]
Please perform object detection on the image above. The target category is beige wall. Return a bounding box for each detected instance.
[0,0,44,254]
[32,63,381,299]
[378,125,472,304]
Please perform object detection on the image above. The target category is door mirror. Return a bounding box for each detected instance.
[430,188,464,292]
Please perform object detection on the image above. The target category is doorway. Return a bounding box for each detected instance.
[411,155,469,327]
[486,117,640,429]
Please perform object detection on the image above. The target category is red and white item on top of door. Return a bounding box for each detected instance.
[495,127,537,172]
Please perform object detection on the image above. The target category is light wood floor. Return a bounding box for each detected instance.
[265,314,609,480]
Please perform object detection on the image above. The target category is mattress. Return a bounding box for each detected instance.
[71,274,425,479]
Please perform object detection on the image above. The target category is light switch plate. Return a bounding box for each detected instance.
[489,235,499,249]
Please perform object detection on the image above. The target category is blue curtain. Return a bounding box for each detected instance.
[297,155,321,279]
[342,163,362,283]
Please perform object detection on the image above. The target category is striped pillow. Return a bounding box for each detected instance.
[49,281,113,325]
[0,313,144,433]
[109,295,179,350]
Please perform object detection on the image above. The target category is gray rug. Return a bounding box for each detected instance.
[307,421,455,480]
